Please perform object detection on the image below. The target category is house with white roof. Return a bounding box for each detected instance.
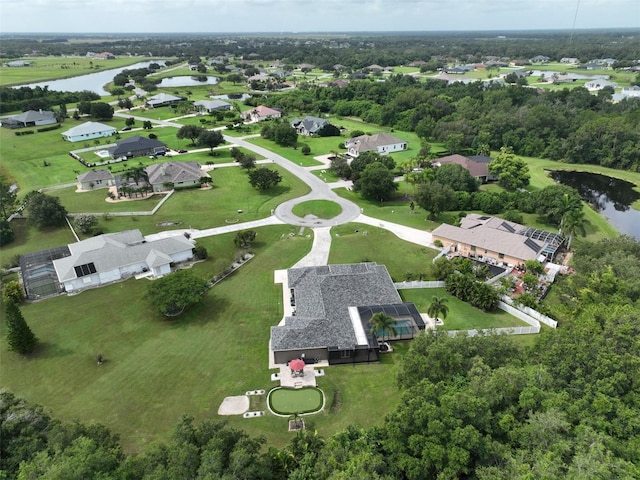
[52,229,194,292]
[344,133,407,157]
[61,121,117,142]
[584,79,617,91]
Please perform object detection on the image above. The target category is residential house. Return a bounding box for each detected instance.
[193,99,233,113]
[345,133,407,157]
[77,170,115,190]
[3,60,30,67]
[432,154,494,183]
[585,79,618,91]
[270,263,425,365]
[94,52,116,60]
[1,110,56,128]
[146,161,206,192]
[431,213,564,266]
[53,230,194,293]
[290,116,330,136]
[560,57,580,64]
[530,55,550,63]
[110,135,167,159]
[61,121,117,142]
[621,86,640,98]
[145,93,184,108]
[240,105,282,122]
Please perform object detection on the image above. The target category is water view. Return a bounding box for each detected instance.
[15,60,167,96]
[156,76,219,87]
[550,170,640,240]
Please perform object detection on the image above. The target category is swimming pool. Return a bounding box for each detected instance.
[377,319,414,337]
[95,150,111,158]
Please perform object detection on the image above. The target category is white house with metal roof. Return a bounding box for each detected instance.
[53,230,194,292]
[61,121,117,142]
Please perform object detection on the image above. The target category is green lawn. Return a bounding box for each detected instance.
[292,200,342,219]
[54,187,163,214]
[400,288,529,330]
[0,56,147,86]
[329,223,437,281]
[268,387,324,415]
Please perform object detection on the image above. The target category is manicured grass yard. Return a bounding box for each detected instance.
[292,200,342,219]
[329,223,438,281]
[268,387,324,415]
[400,288,529,329]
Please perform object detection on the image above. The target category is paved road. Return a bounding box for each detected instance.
[114,111,436,264]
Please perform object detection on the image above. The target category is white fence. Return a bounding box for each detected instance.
[447,325,540,337]
[500,295,557,328]
[395,280,445,289]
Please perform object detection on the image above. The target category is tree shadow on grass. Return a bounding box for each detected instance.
[31,341,74,359]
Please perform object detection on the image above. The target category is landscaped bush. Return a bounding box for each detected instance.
[37,124,61,133]
[15,130,35,136]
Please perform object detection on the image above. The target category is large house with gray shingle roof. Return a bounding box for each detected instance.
[1,110,56,129]
[145,161,206,192]
[53,229,194,292]
[431,213,564,266]
[290,116,331,136]
[432,154,495,183]
[270,263,425,365]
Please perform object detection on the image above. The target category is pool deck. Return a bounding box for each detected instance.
[272,365,329,388]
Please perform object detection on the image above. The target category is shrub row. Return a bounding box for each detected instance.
[37,123,61,132]
[14,130,35,136]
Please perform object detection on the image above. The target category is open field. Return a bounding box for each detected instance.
[0,56,146,87]
[0,221,436,453]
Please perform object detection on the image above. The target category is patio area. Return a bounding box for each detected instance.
[272,365,326,388]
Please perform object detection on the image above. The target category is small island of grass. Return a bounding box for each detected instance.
[292,200,342,219]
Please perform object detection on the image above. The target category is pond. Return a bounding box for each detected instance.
[156,75,219,87]
[550,170,640,240]
[15,60,167,96]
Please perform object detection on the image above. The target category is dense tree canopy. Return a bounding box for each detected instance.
[248,167,283,191]
[146,270,208,316]
[353,161,398,202]
[25,192,68,229]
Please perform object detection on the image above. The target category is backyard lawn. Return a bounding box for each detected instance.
[400,288,529,330]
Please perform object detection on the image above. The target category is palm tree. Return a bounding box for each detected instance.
[369,312,397,342]
[561,207,587,250]
[427,296,449,323]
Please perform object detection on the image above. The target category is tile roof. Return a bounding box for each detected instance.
[432,213,548,261]
[270,263,403,351]
[433,154,490,178]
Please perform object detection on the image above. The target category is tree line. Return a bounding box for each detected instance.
[3,235,639,478]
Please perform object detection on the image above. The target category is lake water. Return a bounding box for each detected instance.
[550,170,640,240]
[15,60,167,96]
[157,76,219,87]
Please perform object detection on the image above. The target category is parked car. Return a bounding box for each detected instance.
[121,126,132,131]
[177,149,188,154]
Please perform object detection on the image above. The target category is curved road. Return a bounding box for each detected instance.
[224,134,361,227]
[113,111,435,266]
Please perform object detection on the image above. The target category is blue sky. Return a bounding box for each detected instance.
[1,0,639,33]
